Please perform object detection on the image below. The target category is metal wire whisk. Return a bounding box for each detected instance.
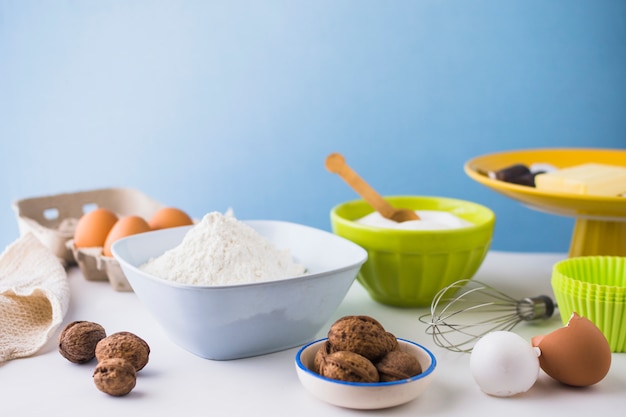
[419,279,556,353]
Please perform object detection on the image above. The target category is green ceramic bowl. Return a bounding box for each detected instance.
[330,196,495,307]
[551,256,626,352]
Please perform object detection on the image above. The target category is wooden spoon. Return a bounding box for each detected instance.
[325,153,420,222]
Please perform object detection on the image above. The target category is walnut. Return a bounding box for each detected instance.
[385,332,399,351]
[58,321,106,364]
[93,358,137,396]
[95,331,150,372]
[327,315,395,361]
[375,350,423,382]
[319,350,379,383]
[313,340,335,374]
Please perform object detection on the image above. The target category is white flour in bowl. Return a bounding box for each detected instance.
[140,212,306,286]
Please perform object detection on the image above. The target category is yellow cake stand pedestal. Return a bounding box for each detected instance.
[465,148,626,257]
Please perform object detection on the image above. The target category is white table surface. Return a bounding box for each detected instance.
[1,251,624,416]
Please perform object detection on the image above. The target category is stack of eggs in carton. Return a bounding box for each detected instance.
[12,188,193,291]
[73,206,193,257]
[70,206,193,291]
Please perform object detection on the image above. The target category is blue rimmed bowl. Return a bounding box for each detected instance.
[295,337,437,409]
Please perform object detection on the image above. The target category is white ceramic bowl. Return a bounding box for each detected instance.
[295,338,437,410]
[111,220,367,360]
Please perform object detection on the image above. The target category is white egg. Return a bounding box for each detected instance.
[470,331,540,397]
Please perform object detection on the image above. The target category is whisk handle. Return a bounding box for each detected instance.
[518,295,556,321]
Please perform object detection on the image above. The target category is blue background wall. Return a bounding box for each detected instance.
[1,1,625,253]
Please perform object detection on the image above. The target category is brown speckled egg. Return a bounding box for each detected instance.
[102,216,151,257]
[74,208,119,248]
[532,312,611,387]
[148,207,193,230]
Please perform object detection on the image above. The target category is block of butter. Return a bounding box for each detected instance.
[534,162,626,196]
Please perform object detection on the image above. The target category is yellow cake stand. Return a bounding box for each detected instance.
[464,148,626,257]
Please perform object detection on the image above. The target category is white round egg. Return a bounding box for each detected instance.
[470,331,540,397]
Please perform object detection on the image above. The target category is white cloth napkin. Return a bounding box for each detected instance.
[0,233,70,362]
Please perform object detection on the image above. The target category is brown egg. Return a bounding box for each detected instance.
[102,216,152,257]
[148,207,193,230]
[74,208,119,248]
[531,312,611,387]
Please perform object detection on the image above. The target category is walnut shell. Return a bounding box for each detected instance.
[327,315,395,361]
[58,321,106,364]
[385,332,399,352]
[95,331,150,372]
[93,358,137,396]
[313,340,335,374]
[376,350,423,382]
[319,350,379,383]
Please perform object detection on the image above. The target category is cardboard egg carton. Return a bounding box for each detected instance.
[66,242,133,291]
[12,187,166,291]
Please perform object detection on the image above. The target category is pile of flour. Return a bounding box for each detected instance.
[140,212,306,286]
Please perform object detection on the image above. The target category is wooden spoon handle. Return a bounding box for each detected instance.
[325,153,396,219]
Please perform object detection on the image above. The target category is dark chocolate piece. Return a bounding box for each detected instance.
[489,163,540,187]
[489,164,531,181]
